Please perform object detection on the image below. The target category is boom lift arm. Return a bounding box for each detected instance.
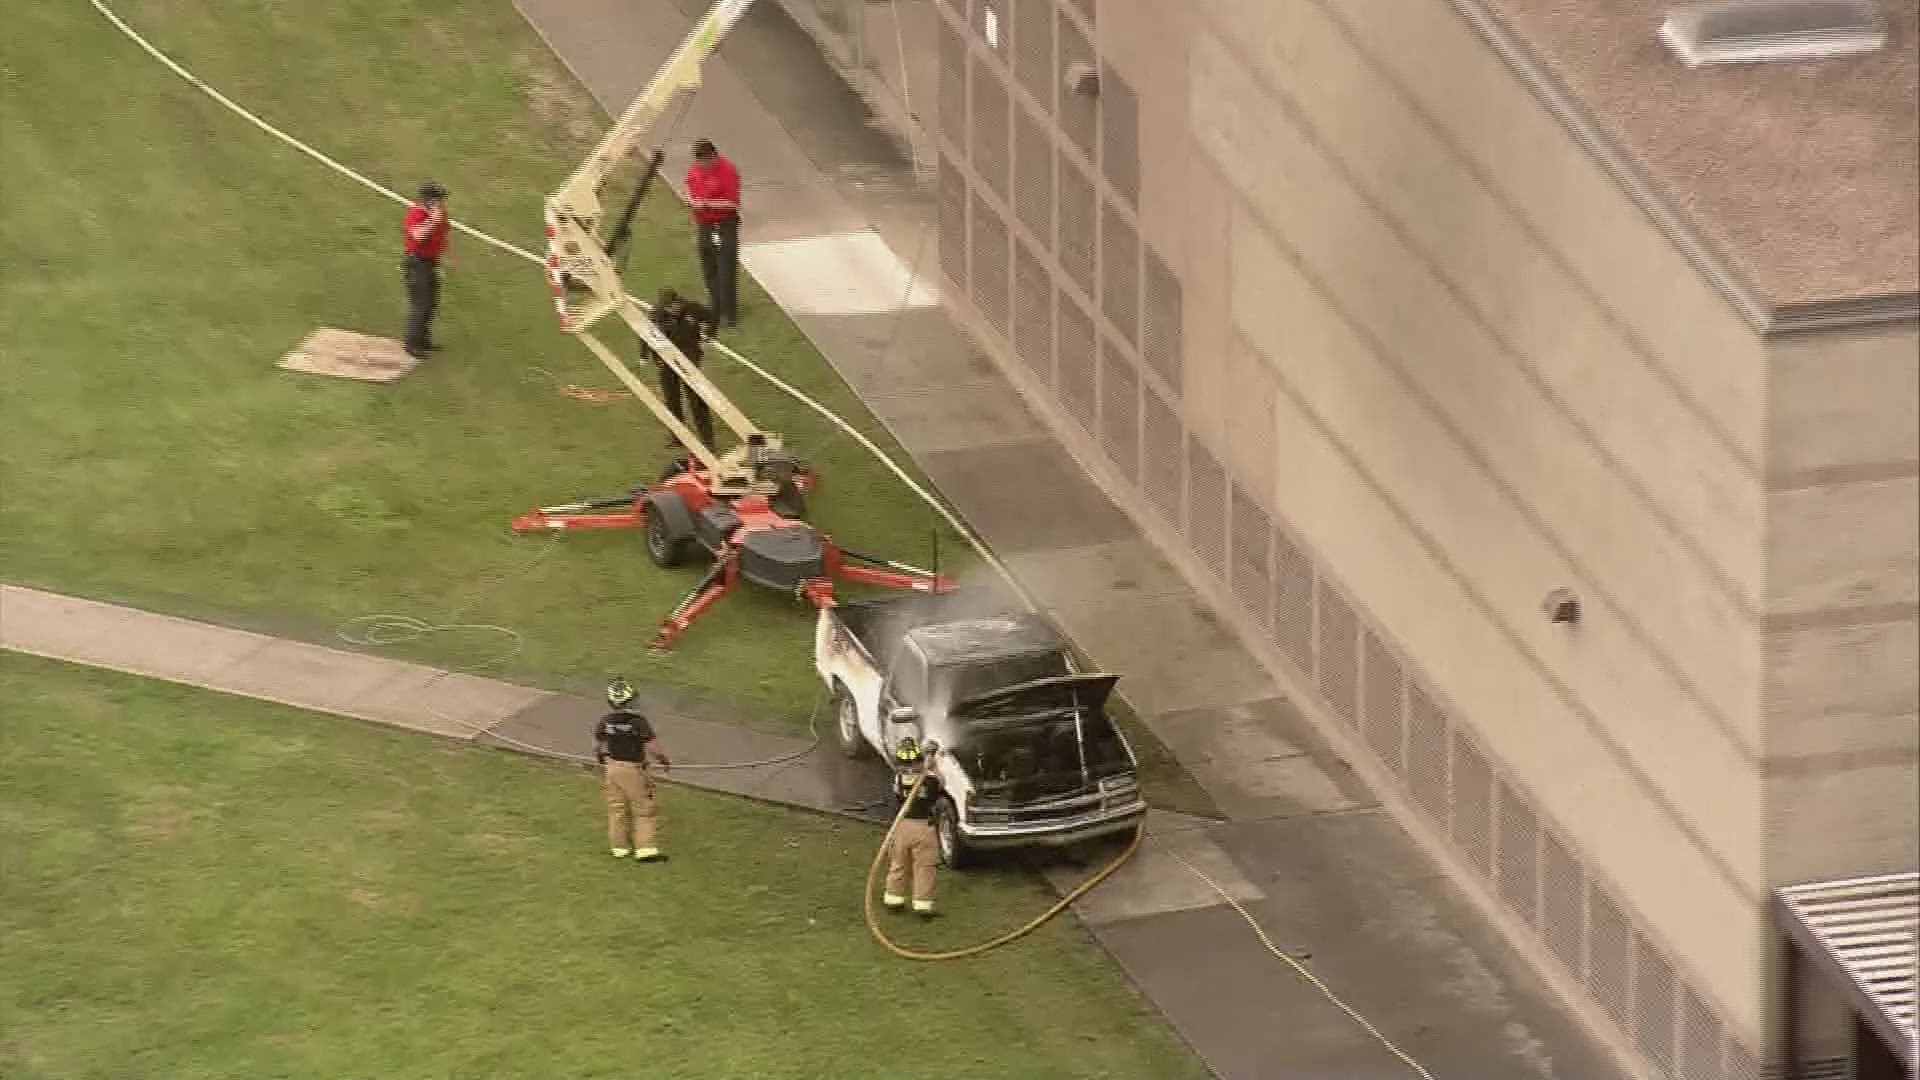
[540,0,772,494]
[518,0,953,650]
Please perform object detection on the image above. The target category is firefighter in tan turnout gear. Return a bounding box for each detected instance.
[883,738,942,917]
[595,677,672,862]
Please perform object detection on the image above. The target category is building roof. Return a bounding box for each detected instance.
[1462,0,1919,328]
[1775,871,1919,1064]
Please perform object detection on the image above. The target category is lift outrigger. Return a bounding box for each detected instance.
[513,0,952,650]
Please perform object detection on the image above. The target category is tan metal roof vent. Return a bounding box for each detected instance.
[1660,0,1887,66]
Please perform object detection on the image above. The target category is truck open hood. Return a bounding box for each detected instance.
[948,673,1120,725]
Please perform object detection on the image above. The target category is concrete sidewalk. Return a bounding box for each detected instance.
[0,584,890,818]
[507,2,1631,1077]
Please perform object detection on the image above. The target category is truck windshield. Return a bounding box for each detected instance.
[943,652,1070,705]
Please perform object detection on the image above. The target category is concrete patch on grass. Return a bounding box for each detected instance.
[279,329,420,384]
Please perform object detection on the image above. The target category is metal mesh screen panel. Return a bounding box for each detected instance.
[1361,630,1405,777]
[1449,732,1493,874]
[971,56,1010,199]
[1316,583,1359,727]
[938,151,968,291]
[970,191,1010,337]
[1057,152,1096,298]
[1100,339,1139,483]
[1100,203,1139,348]
[1012,104,1052,245]
[1540,829,1587,980]
[1635,937,1679,1074]
[1142,385,1184,528]
[1143,243,1184,392]
[1723,1042,1759,1080]
[1402,689,1447,832]
[1678,986,1725,1080]
[1099,62,1139,207]
[1272,526,1314,680]
[1013,237,1052,383]
[1012,0,1052,109]
[1057,292,1097,435]
[1187,441,1227,579]
[1228,483,1271,630]
[1494,779,1540,930]
[939,15,967,150]
[1056,10,1097,159]
[1588,885,1636,1034]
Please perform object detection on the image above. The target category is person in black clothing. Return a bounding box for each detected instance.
[594,676,672,861]
[883,737,943,917]
[647,288,718,451]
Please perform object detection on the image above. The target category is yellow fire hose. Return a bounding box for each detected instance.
[864,767,1145,961]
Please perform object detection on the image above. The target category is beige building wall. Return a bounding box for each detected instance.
[911,0,1914,1076]
[1763,320,1920,889]
[1172,0,1770,1065]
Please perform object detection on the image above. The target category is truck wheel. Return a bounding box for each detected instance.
[933,797,974,870]
[644,495,689,568]
[834,687,868,759]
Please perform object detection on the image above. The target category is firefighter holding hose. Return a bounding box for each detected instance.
[595,676,672,862]
[883,738,943,918]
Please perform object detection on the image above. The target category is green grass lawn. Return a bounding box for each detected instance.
[0,0,1214,816]
[0,653,1210,1080]
[0,0,967,724]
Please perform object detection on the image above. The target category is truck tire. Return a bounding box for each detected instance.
[644,493,691,568]
[933,796,974,870]
[833,685,868,759]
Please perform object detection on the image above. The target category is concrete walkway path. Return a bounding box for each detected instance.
[505,2,1632,1078]
[0,584,887,817]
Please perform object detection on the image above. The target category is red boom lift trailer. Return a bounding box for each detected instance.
[513,0,951,650]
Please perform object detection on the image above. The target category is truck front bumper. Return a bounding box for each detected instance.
[959,800,1148,850]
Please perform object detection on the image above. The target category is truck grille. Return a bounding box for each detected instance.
[970,788,1140,827]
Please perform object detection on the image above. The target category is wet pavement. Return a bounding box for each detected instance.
[485,685,898,820]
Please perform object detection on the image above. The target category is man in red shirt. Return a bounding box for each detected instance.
[401,182,452,359]
[685,139,741,328]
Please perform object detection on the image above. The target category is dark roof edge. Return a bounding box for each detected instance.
[1769,292,1920,334]
[1441,0,1918,337]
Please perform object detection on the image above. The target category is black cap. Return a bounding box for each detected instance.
[691,139,716,159]
[419,181,448,201]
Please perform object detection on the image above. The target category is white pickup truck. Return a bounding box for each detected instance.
[815,594,1147,868]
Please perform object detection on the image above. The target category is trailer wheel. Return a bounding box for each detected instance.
[644,494,691,568]
[833,686,868,759]
[933,797,974,870]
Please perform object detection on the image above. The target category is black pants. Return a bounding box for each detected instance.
[695,216,739,326]
[403,255,440,354]
[657,360,716,450]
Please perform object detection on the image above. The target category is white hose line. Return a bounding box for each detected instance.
[1170,850,1439,1079]
[88,9,1434,1072]
[86,0,543,266]
[701,337,1038,613]
[87,0,1023,610]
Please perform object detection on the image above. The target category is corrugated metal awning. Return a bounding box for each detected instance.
[1776,871,1919,1066]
